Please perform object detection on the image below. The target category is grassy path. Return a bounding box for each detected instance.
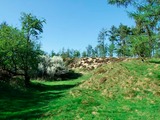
[0,74,90,119]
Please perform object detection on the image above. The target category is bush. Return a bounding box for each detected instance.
[38,55,69,80]
[0,69,12,83]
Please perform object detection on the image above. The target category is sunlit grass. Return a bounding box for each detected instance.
[1,59,160,119]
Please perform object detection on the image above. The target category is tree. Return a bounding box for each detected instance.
[98,28,108,57]
[59,47,68,59]
[0,23,42,87]
[107,0,160,57]
[86,44,93,57]
[105,24,132,57]
[116,24,132,57]
[50,50,56,57]
[130,35,150,58]
[0,23,23,75]
[73,50,81,58]
[21,13,46,41]
[92,46,99,57]
[20,13,45,86]
[82,51,87,58]
[107,25,118,57]
[108,44,115,57]
[129,2,160,56]
[57,48,81,59]
[66,49,72,58]
[107,0,132,7]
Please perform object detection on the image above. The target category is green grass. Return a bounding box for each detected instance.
[0,74,90,120]
[1,59,160,120]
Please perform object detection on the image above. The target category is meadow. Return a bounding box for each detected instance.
[1,59,160,120]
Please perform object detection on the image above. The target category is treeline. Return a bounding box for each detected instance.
[0,0,159,87]
[105,0,160,58]
[51,0,160,59]
[51,21,160,58]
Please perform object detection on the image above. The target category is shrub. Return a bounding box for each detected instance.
[38,55,69,80]
[0,69,12,83]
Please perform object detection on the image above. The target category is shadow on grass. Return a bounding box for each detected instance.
[45,70,83,81]
[0,81,77,119]
[148,60,160,64]
[30,82,77,91]
[62,71,83,80]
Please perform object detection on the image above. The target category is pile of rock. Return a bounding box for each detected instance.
[68,57,125,70]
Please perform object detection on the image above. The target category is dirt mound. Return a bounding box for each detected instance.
[77,60,160,100]
[68,57,126,70]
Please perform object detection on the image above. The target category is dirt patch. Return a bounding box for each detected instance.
[67,57,126,70]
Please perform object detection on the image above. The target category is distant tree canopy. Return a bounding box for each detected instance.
[48,1,159,59]
[21,13,46,41]
[107,0,132,7]
[3,2,159,88]
[0,13,45,87]
[103,0,160,58]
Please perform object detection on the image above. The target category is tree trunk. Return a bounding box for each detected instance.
[145,25,153,57]
[24,73,30,87]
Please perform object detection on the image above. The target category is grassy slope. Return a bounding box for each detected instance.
[0,59,160,120]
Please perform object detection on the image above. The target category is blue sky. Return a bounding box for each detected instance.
[0,0,135,53]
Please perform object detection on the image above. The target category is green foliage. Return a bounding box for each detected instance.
[107,25,118,57]
[97,28,108,57]
[0,13,45,87]
[73,50,81,58]
[98,24,132,57]
[0,23,42,83]
[0,73,90,119]
[108,43,115,57]
[50,50,56,57]
[86,44,93,57]
[20,13,45,86]
[82,45,99,58]
[82,51,87,58]
[21,12,46,40]
[1,59,160,119]
[107,0,160,58]
[107,0,132,7]
[57,48,81,59]
[130,35,151,57]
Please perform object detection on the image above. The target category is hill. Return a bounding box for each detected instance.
[1,59,160,119]
[67,59,160,119]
